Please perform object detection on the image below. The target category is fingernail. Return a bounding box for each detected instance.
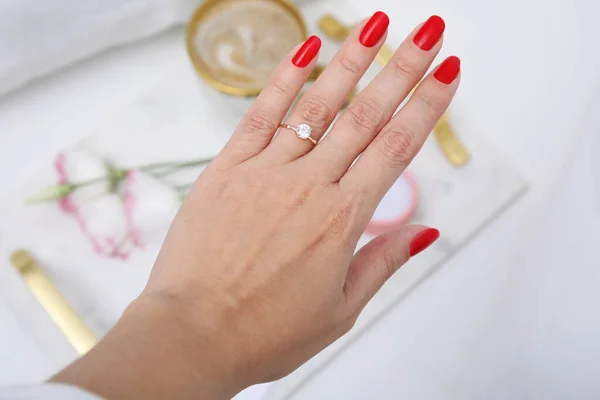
[360,11,390,48]
[292,36,322,68]
[434,56,461,84]
[413,15,445,51]
[409,228,440,257]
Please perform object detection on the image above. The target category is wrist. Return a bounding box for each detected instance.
[52,294,245,400]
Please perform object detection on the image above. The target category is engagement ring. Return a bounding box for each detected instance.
[278,123,317,145]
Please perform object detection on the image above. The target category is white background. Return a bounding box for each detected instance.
[1,0,600,398]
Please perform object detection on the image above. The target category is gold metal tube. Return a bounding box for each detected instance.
[432,114,471,167]
[374,43,395,69]
[10,249,98,355]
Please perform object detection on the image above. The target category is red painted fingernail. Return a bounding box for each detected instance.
[292,36,322,68]
[413,15,446,51]
[360,11,390,48]
[409,228,440,257]
[434,56,461,84]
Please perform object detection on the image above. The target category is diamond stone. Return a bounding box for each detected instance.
[296,123,312,139]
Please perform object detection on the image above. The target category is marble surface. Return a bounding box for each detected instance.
[0,0,599,399]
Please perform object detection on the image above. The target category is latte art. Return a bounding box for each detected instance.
[190,0,306,92]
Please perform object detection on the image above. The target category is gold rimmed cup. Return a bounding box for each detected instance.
[186,0,308,97]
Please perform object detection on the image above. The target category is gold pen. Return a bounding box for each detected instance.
[10,249,98,355]
[318,14,470,167]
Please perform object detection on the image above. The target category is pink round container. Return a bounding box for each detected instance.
[365,172,419,236]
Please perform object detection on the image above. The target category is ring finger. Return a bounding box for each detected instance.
[263,11,390,164]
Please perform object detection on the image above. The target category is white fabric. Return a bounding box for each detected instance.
[0,383,101,400]
[0,0,199,96]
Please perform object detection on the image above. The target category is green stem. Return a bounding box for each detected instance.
[64,157,214,189]
[174,183,194,192]
[146,158,214,178]
[137,161,182,171]
[138,157,214,173]
[67,176,112,190]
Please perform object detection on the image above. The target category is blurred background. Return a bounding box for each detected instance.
[1,0,599,399]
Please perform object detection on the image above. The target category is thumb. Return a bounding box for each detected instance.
[343,225,440,313]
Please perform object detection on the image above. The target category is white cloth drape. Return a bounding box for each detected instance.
[0,0,199,96]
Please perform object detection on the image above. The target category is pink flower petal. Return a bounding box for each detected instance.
[122,171,181,247]
[53,152,131,259]
[105,237,131,260]
[123,170,144,248]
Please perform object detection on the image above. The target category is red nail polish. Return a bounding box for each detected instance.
[413,15,446,51]
[360,11,390,48]
[434,56,461,84]
[292,36,322,68]
[409,228,440,257]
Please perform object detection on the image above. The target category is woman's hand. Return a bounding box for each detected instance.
[53,13,458,400]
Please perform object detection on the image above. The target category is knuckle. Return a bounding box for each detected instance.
[382,247,403,280]
[299,96,337,131]
[346,98,387,135]
[246,113,277,135]
[378,125,418,168]
[338,56,362,75]
[270,77,292,97]
[390,57,422,82]
[416,92,447,116]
